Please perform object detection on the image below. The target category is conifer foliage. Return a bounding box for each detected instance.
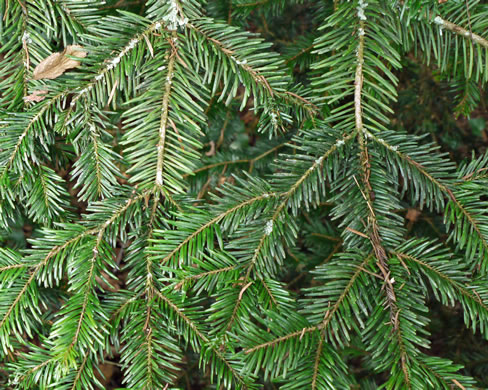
[1,0,488,388]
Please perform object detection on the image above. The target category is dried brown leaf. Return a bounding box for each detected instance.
[205,140,216,156]
[405,208,421,222]
[33,45,87,80]
[23,89,48,103]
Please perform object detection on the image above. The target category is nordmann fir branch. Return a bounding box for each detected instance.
[3,0,488,388]
[187,21,317,117]
[433,16,488,49]
[14,357,53,387]
[354,1,410,387]
[1,91,65,176]
[175,265,236,289]
[159,192,278,265]
[1,19,168,180]
[61,20,169,133]
[367,130,488,266]
[155,290,250,388]
[155,33,177,189]
[138,192,167,388]
[224,131,355,336]
[185,142,288,177]
[244,254,374,355]
[70,350,91,390]
[57,229,105,367]
[0,190,150,342]
[18,0,30,99]
[393,251,488,314]
[311,255,372,389]
[125,3,189,370]
[88,124,104,197]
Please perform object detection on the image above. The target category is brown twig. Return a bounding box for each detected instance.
[434,16,488,49]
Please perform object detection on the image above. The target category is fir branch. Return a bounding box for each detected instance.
[244,254,373,354]
[243,324,317,354]
[392,246,488,339]
[69,351,90,390]
[155,289,251,388]
[318,254,372,331]
[0,191,148,344]
[89,130,103,197]
[354,18,366,135]
[284,44,315,65]
[18,0,29,98]
[223,131,355,333]
[310,254,374,389]
[0,263,25,272]
[355,5,409,385]
[142,208,159,388]
[71,122,122,202]
[354,5,398,328]
[2,17,164,174]
[0,91,63,176]
[282,133,354,204]
[187,21,275,96]
[187,142,287,176]
[55,232,105,368]
[259,278,278,307]
[59,19,166,133]
[73,20,165,106]
[118,192,181,388]
[311,333,324,390]
[2,0,488,387]
[177,265,236,286]
[433,16,488,49]
[108,291,144,322]
[186,17,317,122]
[155,35,177,188]
[15,357,53,386]
[366,130,488,267]
[280,90,319,118]
[397,252,488,311]
[0,232,84,338]
[159,192,277,265]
